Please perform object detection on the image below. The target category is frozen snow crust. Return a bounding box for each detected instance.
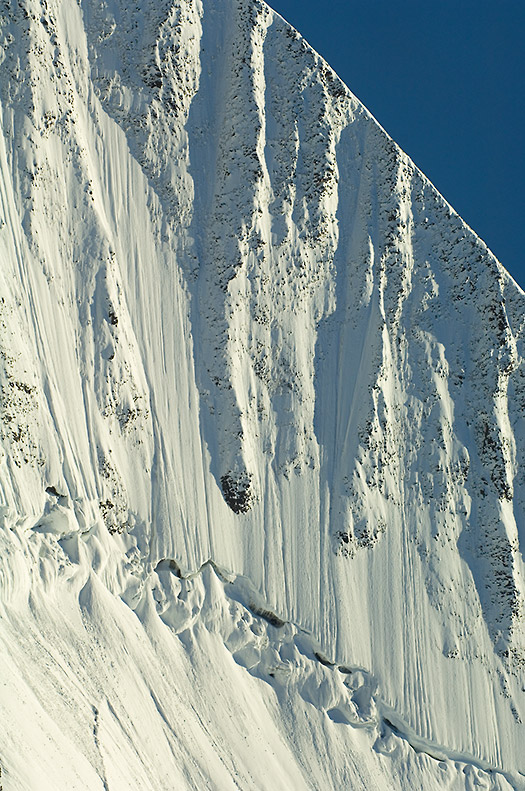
[0,0,524,787]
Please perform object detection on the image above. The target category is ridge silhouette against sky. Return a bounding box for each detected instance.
[271,0,525,290]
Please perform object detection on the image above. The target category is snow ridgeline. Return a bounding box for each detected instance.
[0,0,524,787]
[1,505,523,790]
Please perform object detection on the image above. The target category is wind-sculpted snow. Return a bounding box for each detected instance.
[0,0,524,786]
[1,515,523,789]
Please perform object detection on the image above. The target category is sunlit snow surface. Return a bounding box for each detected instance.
[0,0,524,787]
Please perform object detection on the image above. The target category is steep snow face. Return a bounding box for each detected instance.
[0,0,524,787]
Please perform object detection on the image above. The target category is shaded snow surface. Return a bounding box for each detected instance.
[0,0,524,787]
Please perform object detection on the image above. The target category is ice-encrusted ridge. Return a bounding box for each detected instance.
[150,555,525,790]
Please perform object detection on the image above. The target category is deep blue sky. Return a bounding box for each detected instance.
[270,0,525,290]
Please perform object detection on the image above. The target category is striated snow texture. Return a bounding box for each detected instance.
[0,0,524,787]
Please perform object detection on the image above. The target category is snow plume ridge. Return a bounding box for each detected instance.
[0,0,525,787]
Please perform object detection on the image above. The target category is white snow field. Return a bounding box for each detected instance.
[0,0,524,787]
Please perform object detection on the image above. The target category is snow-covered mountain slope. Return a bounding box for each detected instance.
[0,0,524,787]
